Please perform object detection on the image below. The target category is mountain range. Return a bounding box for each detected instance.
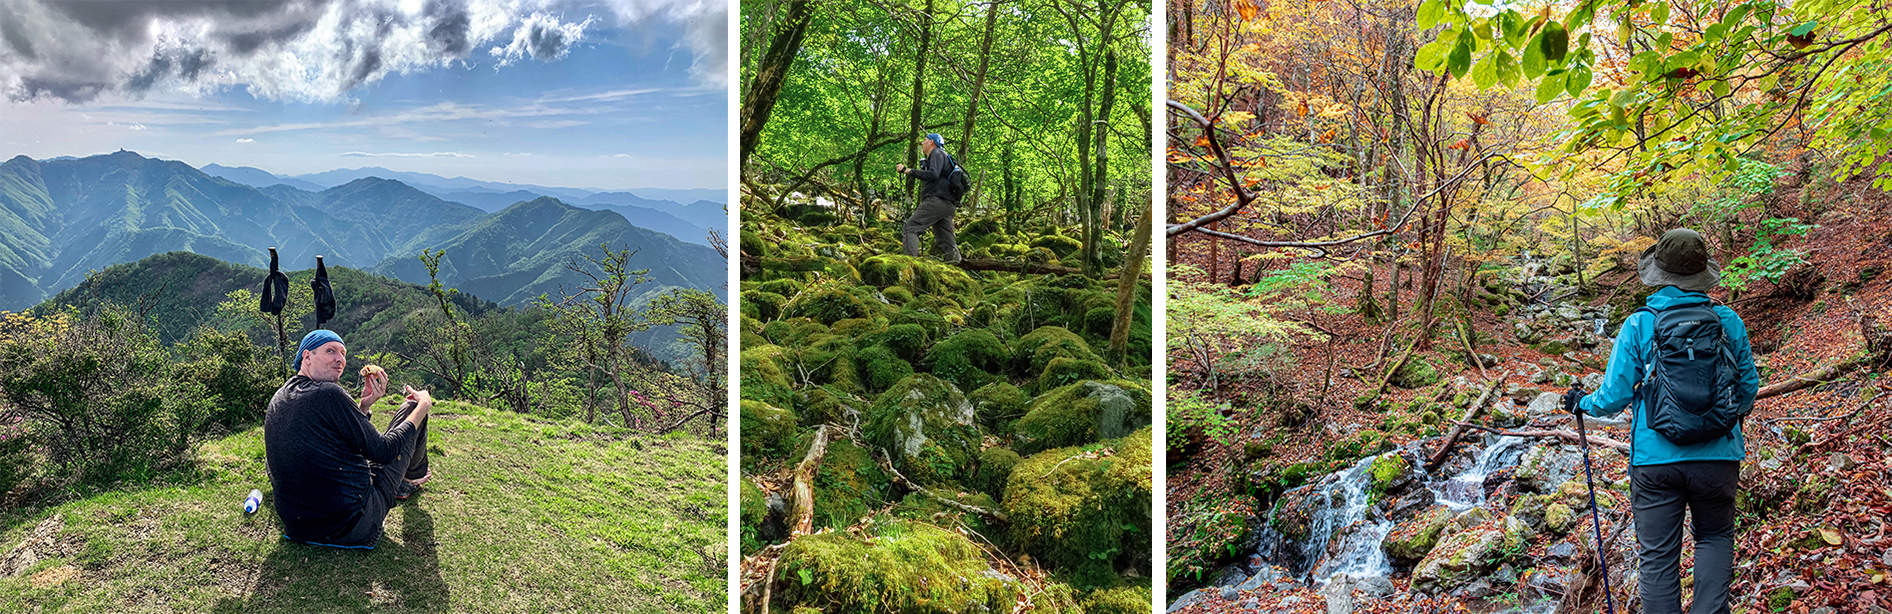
[200,163,727,242]
[0,152,724,312]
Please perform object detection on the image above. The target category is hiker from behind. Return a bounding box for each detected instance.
[264,330,435,548]
[1565,228,1759,614]
[894,133,964,264]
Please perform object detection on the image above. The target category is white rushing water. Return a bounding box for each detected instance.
[1297,454,1395,584]
[1429,435,1534,511]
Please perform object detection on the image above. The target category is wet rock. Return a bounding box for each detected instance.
[1237,565,1288,592]
[1514,445,1583,494]
[1523,566,1576,600]
[1321,574,1356,614]
[1354,575,1395,599]
[1210,564,1249,587]
[1385,489,1436,523]
[1383,506,1456,564]
[1411,526,1505,593]
[1369,454,1414,495]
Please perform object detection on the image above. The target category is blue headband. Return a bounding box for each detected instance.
[925,133,944,147]
[292,329,344,371]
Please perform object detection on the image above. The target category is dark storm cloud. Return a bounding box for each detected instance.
[526,19,571,59]
[425,0,472,55]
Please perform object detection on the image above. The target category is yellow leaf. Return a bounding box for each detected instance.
[1820,527,1843,546]
[1224,111,1256,124]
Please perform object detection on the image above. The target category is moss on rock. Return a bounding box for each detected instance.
[856,344,914,393]
[811,439,892,531]
[1081,585,1152,614]
[740,399,798,464]
[1012,380,1152,455]
[967,382,1030,436]
[1369,453,1412,495]
[862,374,980,485]
[925,329,1010,392]
[856,254,977,298]
[1390,355,1443,389]
[1003,427,1152,589]
[783,281,883,325]
[971,446,1021,500]
[1033,357,1115,394]
[1382,506,1456,564]
[775,520,1019,613]
[1015,326,1101,378]
[741,345,796,408]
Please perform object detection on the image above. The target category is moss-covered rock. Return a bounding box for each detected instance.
[862,374,981,485]
[1014,326,1100,377]
[881,286,914,305]
[1544,503,1576,533]
[1030,234,1083,257]
[774,520,1019,613]
[971,447,1021,500]
[793,335,862,392]
[741,345,796,408]
[1390,356,1443,389]
[967,382,1030,436]
[1003,427,1152,589]
[1382,505,1456,564]
[1033,357,1115,394]
[757,279,804,297]
[783,280,883,325]
[828,317,883,338]
[740,316,769,350]
[1081,585,1152,614]
[856,254,978,298]
[741,479,770,552]
[740,399,798,463]
[890,306,951,340]
[1411,524,1504,594]
[1369,453,1413,495]
[742,290,789,322]
[811,439,892,531]
[925,329,1010,392]
[856,344,914,393]
[1013,380,1153,455]
[797,387,865,427]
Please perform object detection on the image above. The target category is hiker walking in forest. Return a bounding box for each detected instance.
[894,133,964,264]
[1565,228,1759,614]
[264,330,435,549]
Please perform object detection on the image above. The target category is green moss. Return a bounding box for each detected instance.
[1381,506,1455,563]
[1033,357,1115,394]
[972,447,1021,500]
[793,335,862,392]
[881,286,914,305]
[775,521,1018,613]
[1030,234,1083,257]
[925,329,1011,392]
[862,374,980,485]
[741,229,769,258]
[740,478,768,527]
[1766,586,1797,611]
[1015,326,1100,377]
[811,439,891,531]
[894,490,999,535]
[1535,340,1571,356]
[968,382,1030,436]
[856,345,914,393]
[757,279,804,297]
[740,346,796,408]
[740,316,769,350]
[741,290,788,322]
[1545,503,1576,533]
[740,399,798,464]
[1013,380,1152,455]
[783,280,882,325]
[1081,585,1152,614]
[890,307,950,341]
[797,387,865,427]
[1003,427,1152,589]
[829,317,882,338]
[856,254,978,299]
[865,323,929,362]
[1390,356,1442,389]
[1369,454,1411,494]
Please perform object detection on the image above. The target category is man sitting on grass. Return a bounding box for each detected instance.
[264,330,434,549]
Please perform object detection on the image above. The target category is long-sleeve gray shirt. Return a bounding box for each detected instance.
[264,375,416,543]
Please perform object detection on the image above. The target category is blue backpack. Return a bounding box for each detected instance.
[1632,304,1751,445]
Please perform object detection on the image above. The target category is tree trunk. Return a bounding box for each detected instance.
[1086,47,1118,276]
[1109,204,1153,363]
[957,0,1001,165]
[738,0,818,171]
[905,0,936,211]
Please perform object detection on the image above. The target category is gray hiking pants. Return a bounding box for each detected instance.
[333,400,431,547]
[1631,460,1740,614]
[902,196,961,262]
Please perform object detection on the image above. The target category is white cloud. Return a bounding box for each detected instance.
[340,151,474,158]
[236,138,254,143]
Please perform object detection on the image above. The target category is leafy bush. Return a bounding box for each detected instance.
[173,327,283,432]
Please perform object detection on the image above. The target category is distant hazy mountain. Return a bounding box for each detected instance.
[439,189,713,246]
[0,152,725,312]
[200,163,327,192]
[576,192,726,231]
[603,188,725,205]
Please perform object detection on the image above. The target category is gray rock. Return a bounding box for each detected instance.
[1321,574,1355,614]
[1527,392,1565,418]
[1412,527,1504,593]
[1530,368,1554,384]
[1237,565,1287,592]
[1515,445,1583,493]
[1456,577,1499,599]
[1165,589,1203,613]
[1884,548,1892,568]
[1556,306,1583,320]
[1220,585,1238,601]
[1810,607,1837,614]
[1354,575,1395,599]
[1546,541,1576,561]
[1210,564,1249,587]
[1785,578,1812,594]
[1581,372,1606,390]
[1828,452,1857,473]
[766,492,787,514]
[1386,489,1437,523]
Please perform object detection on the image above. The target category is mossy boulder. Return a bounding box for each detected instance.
[1382,505,1456,564]
[783,281,883,325]
[741,346,795,408]
[810,439,892,531]
[774,520,1019,613]
[881,286,914,305]
[1030,234,1083,257]
[1012,380,1151,456]
[971,447,1021,500]
[890,307,951,340]
[1081,585,1152,614]
[740,316,769,350]
[1014,326,1100,377]
[1411,524,1505,594]
[856,345,915,393]
[828,317,883,338]
[856,254,978,298]
[797,387,865,428]
[894,490,1000,535]
[925,329,1011,392]
[1369,453,1413,495]
[862,374,981,485]
[793,335,862,392]
[742,290,789,321]
[1390,356,1443,389]
[740,399,798,463]
[1544,503,1576,533]
[1003,427,1152,589]
[967,382,1030,436]
[1032,357,1115,394]
[865,323,929,362]
[757,279,804,297]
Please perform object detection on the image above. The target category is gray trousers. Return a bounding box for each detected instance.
[334,400,431,547]
[902,196,961,261]
[1631,461,1740,614]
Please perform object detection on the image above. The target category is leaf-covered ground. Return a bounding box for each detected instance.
[0,400,728,613]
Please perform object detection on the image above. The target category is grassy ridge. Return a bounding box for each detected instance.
[0,401,726,613]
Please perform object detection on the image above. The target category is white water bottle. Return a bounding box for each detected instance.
[244,489,263,514]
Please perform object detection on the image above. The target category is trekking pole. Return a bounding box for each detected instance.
[1572,384,1618,614]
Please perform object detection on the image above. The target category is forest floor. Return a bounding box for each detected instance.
[1167,171,1892,614]
[0,401,727,613]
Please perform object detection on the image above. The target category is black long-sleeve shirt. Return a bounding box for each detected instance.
[264,375,416,543]
[906,147,955,201]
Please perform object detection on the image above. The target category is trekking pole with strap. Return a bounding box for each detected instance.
[1570,383,1618,614]
[311,255,336,329]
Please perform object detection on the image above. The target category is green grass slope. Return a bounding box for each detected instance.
[0,401,727,613]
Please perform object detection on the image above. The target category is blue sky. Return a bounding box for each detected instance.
[0,0,727,190]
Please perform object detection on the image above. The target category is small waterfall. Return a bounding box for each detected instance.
[1430,436,1534,511]
[1293,455,1395,584]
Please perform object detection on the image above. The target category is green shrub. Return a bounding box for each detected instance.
[173,327,282,432]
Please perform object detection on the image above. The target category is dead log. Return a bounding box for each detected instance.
[1449,421,1631,452]
[1424,376,1505,471]
[1756,355,1867,400]
[790,425,830,536]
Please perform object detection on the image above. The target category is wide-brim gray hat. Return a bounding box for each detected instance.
[1638,228,1720,292]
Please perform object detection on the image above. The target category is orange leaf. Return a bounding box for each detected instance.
[1467,112,1490,125]
[1296,99,1309,118]
[1319,128,1336,143]
[1195,134,1211,148]
[1234,0,1259,21]
[1449,139,1470,150]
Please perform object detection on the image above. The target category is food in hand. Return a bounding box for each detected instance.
[359,364,387,389]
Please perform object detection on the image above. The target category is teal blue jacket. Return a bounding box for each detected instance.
[1577,286,1757,466]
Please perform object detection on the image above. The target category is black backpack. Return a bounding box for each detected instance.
[945,153,970,200]
[1632,304,1750,445]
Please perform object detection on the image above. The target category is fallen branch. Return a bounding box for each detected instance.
[1449,421,1631,452]
[790,425,830,536]
[1755,355,1867,400]
[1366,334,1423,402]
[877,452,1009,523]
[1425,376,1506,471]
